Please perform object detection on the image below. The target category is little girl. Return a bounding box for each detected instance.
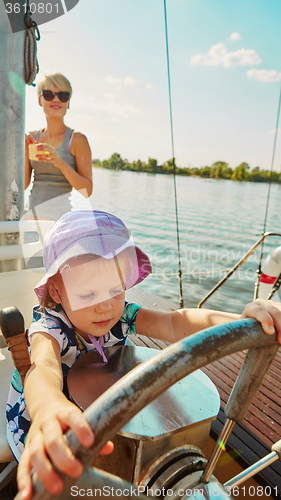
[6,210,281,500]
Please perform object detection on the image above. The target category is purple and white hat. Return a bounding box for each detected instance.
[34,210,152,304]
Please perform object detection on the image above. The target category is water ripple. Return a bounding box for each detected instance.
[71,169,281,314]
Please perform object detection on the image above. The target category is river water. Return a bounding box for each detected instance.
[70,168,281,314]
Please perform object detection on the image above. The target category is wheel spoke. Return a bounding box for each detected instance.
[60,466,148,500]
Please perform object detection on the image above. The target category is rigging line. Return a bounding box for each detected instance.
[163,0,184,308]
[255,83,281,299]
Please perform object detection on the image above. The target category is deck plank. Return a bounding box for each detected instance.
[125,287,281,493]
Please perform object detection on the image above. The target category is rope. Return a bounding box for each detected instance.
[163,0,184,308]
[268,273,281,300]
[255,84,281,299]
[24,1,40,85]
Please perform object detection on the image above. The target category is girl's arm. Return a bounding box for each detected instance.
[35,133,93,197]
[135,299,281,344]
[135,307,239,343]
[17,332,109,500]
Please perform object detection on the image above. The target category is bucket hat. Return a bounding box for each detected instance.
[34,210,152,304]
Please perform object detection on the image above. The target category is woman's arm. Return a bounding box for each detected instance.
[25,133,35,189]
[69,132,93,196]
[35,133,93,197]
[135,299,281,344]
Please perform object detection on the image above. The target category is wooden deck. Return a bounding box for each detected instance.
[125,288,281,494]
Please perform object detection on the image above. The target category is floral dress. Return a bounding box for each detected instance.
[6,301,141,461]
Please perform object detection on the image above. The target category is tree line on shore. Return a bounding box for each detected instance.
[93,153,281,183]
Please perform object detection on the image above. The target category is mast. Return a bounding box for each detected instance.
[0,1,26,271]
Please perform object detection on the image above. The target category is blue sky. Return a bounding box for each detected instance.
[25,0,281,170]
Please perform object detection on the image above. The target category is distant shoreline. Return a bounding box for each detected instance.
[92,154,281,184]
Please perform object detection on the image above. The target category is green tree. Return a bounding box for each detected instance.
[190,167,200,176]
[161,158,175,174]
[93,155,281,184]
[231,162,250,181]
[100,159,109,168]
[163,158,175,169]
[146,158,158,173]
[249,166,262,182]
[177,166,191,176]
[132,159,145,172]
[108,153,127,170]
[199,166,212,177]
[211,161,232,179]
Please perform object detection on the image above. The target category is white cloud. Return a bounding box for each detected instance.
[146,84,154,90]
[270,128,281,134]
[137,126,151,133]
[92,101,138,118]
[105,93,115,100]
[105,75,122,84]
[229,32,241,41]
[247,69,281,83]
[105,75,139,86]
[191,43,261,67]
[124,76,138,86]
[72,94,138,118]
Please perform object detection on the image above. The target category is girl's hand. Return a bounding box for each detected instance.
[17,397,113,500]
[240,299,281,343]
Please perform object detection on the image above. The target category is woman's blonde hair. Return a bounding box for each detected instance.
[37,73,73,98]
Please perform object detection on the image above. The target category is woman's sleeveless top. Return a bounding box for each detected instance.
[28,127,78,220]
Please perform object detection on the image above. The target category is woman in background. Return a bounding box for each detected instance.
[25,73,92,220]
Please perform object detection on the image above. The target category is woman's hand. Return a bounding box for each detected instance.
[34,143,64,169]
[25,133,36,148]
[241,299,281,342]
[30,133,93,197]
[17,396,113,500]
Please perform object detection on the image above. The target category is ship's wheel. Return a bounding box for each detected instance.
[25,319,279,500]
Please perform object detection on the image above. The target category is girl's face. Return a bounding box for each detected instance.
[39,85,69,119]
[50,256,126,341]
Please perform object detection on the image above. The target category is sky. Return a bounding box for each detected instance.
[25,0,281,171]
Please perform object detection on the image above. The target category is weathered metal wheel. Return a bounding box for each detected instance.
[25,319,279,500]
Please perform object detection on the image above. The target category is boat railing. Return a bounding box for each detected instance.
[197,231,281,308]
[0,219,53,326]
[0,219,53,263]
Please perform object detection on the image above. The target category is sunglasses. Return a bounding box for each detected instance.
[42,89,70,103]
